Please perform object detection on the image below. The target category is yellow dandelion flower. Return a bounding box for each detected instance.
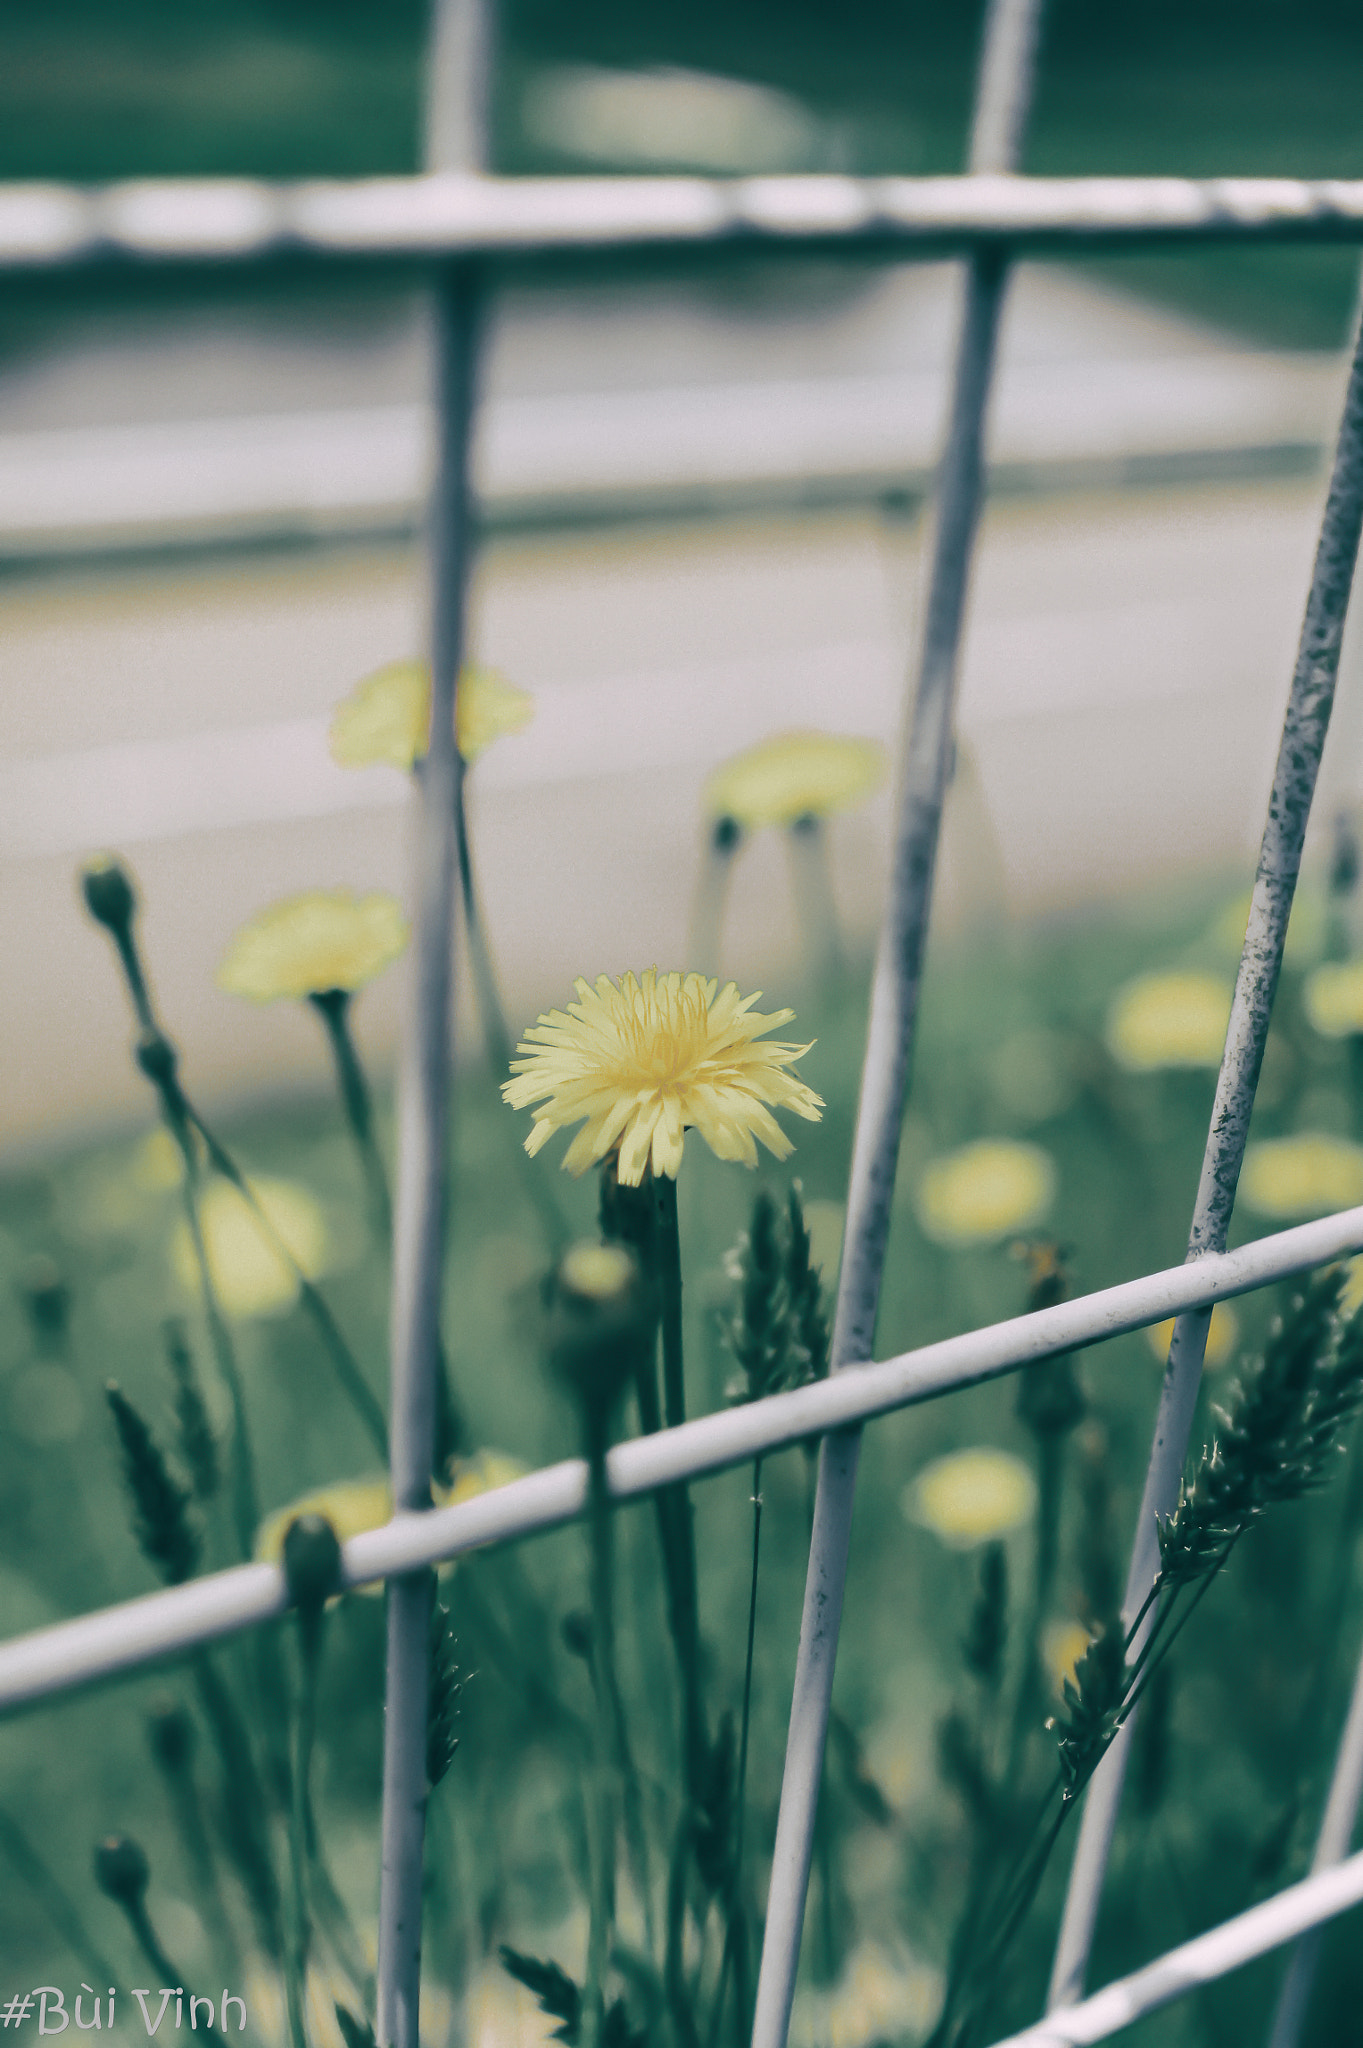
[1106,970,1232,1072]
[903,1447,1037,1549]
[255,1476,393,1565]
[1304,960,1363,1038]
[1043,1620,1094,1697]
[914,1139,1056,1249]
[330,659,534,771]
[1145,1301,1240,1371]
[1239,1132,1363,1220]
[218,890,408,1003]
[502,969,823,1187]
[704,729,887,831]
[171,1177,330,1319]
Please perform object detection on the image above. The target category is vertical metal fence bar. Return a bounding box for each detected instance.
[1266,1633,1363,2048]
[375,5,487,2044]
[1046,304,1363,2014]
[749,8,1045,2045]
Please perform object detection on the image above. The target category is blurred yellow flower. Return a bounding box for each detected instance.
[330,659,534,771]
[133,1127,184,1191]
[172,1177,330,1319]
[503,969,823,1186]
[1304,960,1363,1038]
[914,1139,1056,1248]
[219,890,408,1003]
[1043,1620,1094,1697]
[903,1447,1037,1550]
[255,1476,392,1564]
[704,730,886,830]
[1106,970,1232,1072]
[435,1447,530,1507]
[790,1942,942,2048]
[1239,1133,1363,1220]
[1145,1301,1240,1371]
[1210,888,1325,967]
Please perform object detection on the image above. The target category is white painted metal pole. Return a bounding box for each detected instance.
[375,7,487,2045]
[1047,296,1363,2011]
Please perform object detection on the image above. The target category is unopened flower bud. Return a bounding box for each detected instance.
[135,1033,179,1089]
[93,1834,149,1907]
[19,1254,69,1342]
[560,1609,593,1660]
[146,1697,195,1774]
[81,857,137,936]
[282,1512,343,1613]
[547,1240,654,1416]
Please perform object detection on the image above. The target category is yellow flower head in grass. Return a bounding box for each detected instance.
[172,1177,330,1319]
[218,890,408,1003]
[903,1447,1037,1550]
[503,969,823,1186]
[914,1139,1056,1249]
[1145,1301,1240,1371]
[1304,960,1363,1039]
[704,729,887,830]
[1044,1620,1095,1698]
[255,1476,393,1565]
[1239,1133,1363,1220]
[330,659,534,770]
[1106,970,1232,1072]
[434,1446,530,1506]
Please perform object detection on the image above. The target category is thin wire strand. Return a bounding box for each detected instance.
[1046,290,1363,2012]
[750,8,1046,2044]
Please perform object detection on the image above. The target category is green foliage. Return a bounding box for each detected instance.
[961,1542,1008,1692]
[426,1601,462,1791]
[724,1181,831,1404]
[164,1319,219,1504]
[1160,1272,1363,1586]
[105,1382,200,1587]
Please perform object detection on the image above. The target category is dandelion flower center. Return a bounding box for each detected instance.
[502,968,823,1186]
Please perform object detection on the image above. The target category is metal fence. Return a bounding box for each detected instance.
[7,2,1363,2046]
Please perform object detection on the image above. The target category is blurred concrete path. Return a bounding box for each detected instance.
[5,470,1363,1155]
[0,264,1346,553]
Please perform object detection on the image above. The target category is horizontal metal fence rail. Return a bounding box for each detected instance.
[5,1203,1363,1717]
[9,172,1363,271]
[988,1847,1363,2048]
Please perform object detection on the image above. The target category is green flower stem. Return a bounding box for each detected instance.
[711,1456,764,2048]
[786,815,843,984]
[0,1809,123,1993]
[149,1740,242,1990]
[454,769,571,1251]
[286,1614,324,2048]
[665,1816,700,2048]
[115,1896,227,2048]
[190,1650,284,1961]
[652,1172,707,1803]
[582,1413,619,2048]
[1006,1429,1065,1778]
[185,1106,390,1462]
[176,1153,258,1561]
[689,818,742,975]
[309,988,392,1242]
